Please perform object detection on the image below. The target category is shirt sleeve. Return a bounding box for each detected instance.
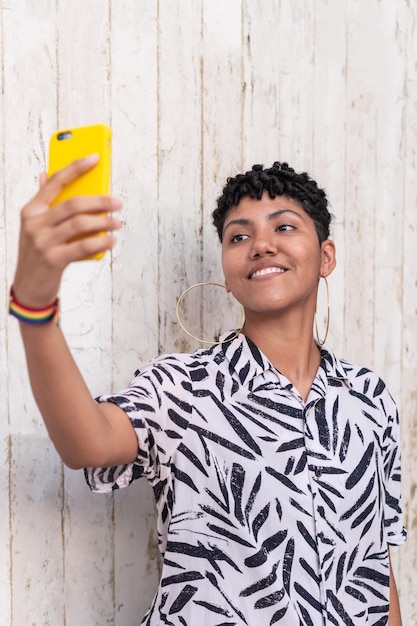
[84,355,193,493]
[381,386,407,546]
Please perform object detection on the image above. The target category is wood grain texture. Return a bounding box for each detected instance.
[1,0,416,623]
[0,4,10,620]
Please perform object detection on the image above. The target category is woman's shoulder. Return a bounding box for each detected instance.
[325,347,396,406]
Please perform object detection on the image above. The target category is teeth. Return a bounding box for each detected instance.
[251,267,285,279]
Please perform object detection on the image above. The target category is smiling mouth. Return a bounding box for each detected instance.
[250,267,286,279]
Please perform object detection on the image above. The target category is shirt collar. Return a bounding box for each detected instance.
[215,332,353,390]
[318,345,353,387]
[214,331,273,385]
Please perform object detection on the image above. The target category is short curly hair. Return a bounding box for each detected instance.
[212,162,333,243]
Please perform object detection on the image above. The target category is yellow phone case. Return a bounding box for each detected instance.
[48,124,112,260]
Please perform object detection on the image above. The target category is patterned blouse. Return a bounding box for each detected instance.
[85,332,406,626]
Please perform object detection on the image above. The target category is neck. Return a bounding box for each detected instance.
[242,313,321,402]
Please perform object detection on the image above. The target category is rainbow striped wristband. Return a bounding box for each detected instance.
[9,287,60,325]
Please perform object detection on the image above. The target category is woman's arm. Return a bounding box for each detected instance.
[12,157,138,469]
[19,322,138,469]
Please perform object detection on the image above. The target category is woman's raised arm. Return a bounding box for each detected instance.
[11,157,138,469]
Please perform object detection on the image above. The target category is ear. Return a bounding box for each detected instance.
[319,239,336,278]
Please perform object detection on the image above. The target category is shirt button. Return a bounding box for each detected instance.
[315,467,323,478]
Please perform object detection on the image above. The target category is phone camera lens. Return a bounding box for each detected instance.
[57,131,72,141]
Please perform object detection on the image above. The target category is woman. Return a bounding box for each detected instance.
[11,158,406,624]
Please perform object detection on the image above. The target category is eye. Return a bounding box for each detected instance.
[230,233,249,243]
[277,224,295,232]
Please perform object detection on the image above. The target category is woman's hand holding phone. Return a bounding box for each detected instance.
[12,155,122,310]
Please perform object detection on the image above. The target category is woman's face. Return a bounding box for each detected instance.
[221,193,336,319]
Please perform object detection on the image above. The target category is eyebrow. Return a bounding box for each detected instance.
[223,209,303,235]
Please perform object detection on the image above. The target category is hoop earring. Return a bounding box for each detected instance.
[176,282,245,345]
[314,275,330,346]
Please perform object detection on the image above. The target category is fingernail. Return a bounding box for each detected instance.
[111,197,122,209]
[84,153,99,164]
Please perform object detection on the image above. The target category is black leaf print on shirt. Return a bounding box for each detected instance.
[168,585,198,614]
[244,472,262,525]
[205,457,230,512]
[199,503,236,528]
[206,571,248,624]
[192,599,233,617]
[352,501,377,530]
[332,397,339,454]
[215,371,226,402]
[346,442,375,489]
[282,538,294,594]
[167,408,189,431]
[161,571,204,587]
[240,561,280,597]
[336,552,347,591]
[373,378,386,398]
[254,588,285,608]
[169,540,242,576]
[315,478,344,499]
[349,389,377,409]
[347,545,359,573]
[318,487,337,513]
[238,360,251,383]
[314,398,331,450]
[297,521,318,552]
[231,463,245,525]
[345,585,367,603]
[277,437,305,452]
[284,457,295,474]
[249,395,304,427]
[353,566,390,588]
[252,502,271,541]
[177,441,209,476]
[189,424,256,460]
[164,390,194,413]
[298,604,315,626]
[209,395,263,455]
[270,606,289,623]
[326,590,356,626]
[340,476,375,521]
[172,465,199,493]
[207,522,254,548]
[294,582,323,612]
[318,505,346,542]
[294,450,307,474]
[245,530,288,567]
[266,467,305,494]
[351,579,388,602]
[189,367,209,382]
[339,421,351,463]
[300,558,321,585]
[245,337,266,368]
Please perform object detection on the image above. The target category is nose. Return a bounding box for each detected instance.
[249,231,277,258]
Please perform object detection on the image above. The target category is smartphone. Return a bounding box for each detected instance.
[48,123,112,260]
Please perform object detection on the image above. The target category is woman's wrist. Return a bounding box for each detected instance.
[9,286,60,325]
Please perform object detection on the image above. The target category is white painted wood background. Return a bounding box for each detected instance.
[0,1,416,624]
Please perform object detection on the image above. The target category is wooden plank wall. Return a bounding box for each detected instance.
[0,1,416,623]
